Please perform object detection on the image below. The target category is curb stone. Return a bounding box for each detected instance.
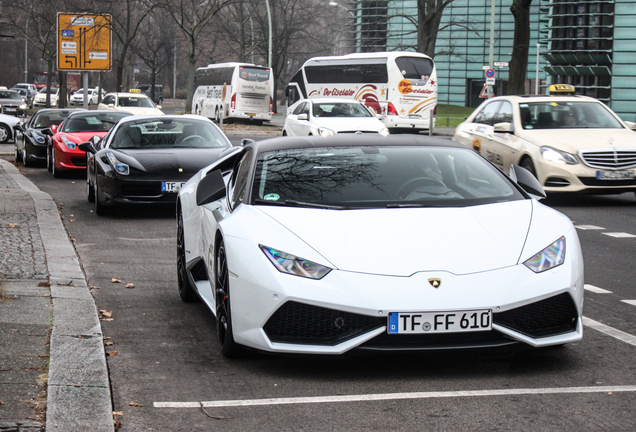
[0,159,114,432]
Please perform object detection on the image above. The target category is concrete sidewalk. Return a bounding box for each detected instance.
[0,156,114,432]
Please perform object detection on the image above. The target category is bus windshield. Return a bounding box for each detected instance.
[395,57,434,81]
[239,67,270,82]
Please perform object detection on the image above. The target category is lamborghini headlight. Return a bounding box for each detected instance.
[540,146,578,165]
[106,151,130,175]
[523,236,566,273]
[318,127,336,136]
[260,245,332,279]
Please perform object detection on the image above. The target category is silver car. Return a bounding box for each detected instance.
[0,90,28,116]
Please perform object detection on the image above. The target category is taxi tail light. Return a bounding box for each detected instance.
[231,93,236,110]
[387,103,398,116]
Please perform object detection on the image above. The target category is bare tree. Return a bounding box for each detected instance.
[4,0,60,106]
[416,0,455,57]
[157,0,234,112]
[79,0,157,91]
[249,0,335,110]
[132,8,174,102]
[214,0,258,63]
[508,0,532,94]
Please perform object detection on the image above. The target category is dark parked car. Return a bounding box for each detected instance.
[80,115,232,215]
[13,108,84,167]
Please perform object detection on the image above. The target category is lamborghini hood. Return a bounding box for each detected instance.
[257,200,536,276]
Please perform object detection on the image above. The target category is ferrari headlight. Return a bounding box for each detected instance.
[60,135,76,150]
[318,127,336,137]
[260,245,332,279]
[540,146,578,165]
[524,236,566,273]
[379,127,390,136]
[106,151,130,175]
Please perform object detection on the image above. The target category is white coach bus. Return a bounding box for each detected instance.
[285,52,438,133]
[192,62,273,123]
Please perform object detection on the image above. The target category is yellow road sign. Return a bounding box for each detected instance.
[57,13,112,71]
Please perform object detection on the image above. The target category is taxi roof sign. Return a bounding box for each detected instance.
[57,13,112,71]
[129,88,142,93]
[549,84,576,95]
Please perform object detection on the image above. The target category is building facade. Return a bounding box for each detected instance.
[347,0,636,121]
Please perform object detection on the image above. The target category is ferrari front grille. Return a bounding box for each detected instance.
[264,301,384,346]
[493,292,578,338]
[71,157,87,167]
[579,149,636,170]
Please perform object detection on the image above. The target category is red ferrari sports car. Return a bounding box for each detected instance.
[50,110,132,177]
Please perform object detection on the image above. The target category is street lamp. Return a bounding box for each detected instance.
[329,2,354,17]
[265,0,272,69]
[329,1,357,53]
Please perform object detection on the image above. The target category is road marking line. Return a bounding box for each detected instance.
[584,284,613,294]
[583,316,636,347]
[116,237,173,242]
[154,385,636,409]
[575,225,605,230]
[602,232,636,238]
[621,300,636,307]
[154,318,636,410]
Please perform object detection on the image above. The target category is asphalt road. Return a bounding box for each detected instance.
[12,148,636,431]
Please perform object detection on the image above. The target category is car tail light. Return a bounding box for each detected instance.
[387,102,398,116]
[231,93,236,110]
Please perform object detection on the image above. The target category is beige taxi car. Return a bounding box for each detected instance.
[453,85,636,196]
[97,90,164,116]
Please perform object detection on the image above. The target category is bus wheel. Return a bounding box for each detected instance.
[282,130,287,136]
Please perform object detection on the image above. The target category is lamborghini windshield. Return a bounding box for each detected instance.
[251,146,525,208]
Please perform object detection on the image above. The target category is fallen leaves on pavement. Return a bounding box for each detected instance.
[111,278,121,283]
[129,402,144,407]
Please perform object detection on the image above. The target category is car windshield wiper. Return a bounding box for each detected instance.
[254,198,346,210]
[386,202,447,208]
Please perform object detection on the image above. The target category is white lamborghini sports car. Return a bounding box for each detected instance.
[176,135,584,357]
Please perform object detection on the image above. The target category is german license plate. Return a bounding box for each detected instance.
[408,114,420,119]
[161,181,185,192]
[5,107,16,112]
[388,310,492,334]
[596,170,635,180]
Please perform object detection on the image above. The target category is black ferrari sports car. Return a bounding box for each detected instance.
[79,115,233,215]
[13,108,84,167]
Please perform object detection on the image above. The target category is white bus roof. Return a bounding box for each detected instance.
[198,62,268,70]
[302,51,432,66]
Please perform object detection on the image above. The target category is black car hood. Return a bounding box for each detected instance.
[110,147,231,176]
